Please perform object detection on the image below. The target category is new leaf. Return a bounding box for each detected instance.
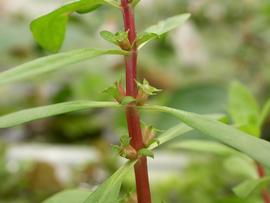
[138,13,190,48]
[229,81,260,137]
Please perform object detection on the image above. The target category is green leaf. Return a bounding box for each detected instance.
[260,99,270,127]
[0,101,119,128]
[120,135,131,147]
[76,4,103,14]
[84,161,135,203]
[138,148,154,159]
[131,0,141,7]
[100,31,118,45]
[136,33,158,47]
[136,79,161,96]
[143,105,270,168]
[120,96,136,105]
[233,177,270,198]
[138,13,190,48]
[149,123,192,150]
[0,49,127,86]
[148,114,227,150]
[104,0,120,8]
[30,0,104,52]
[103,85,121,101]
[43,189,91,203]
[229,81,260,137]
[145,13,190,35]
[100,31,131,50]
[168,140,237,156]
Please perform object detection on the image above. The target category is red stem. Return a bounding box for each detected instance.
[256,162,270,203]
[121,1,152,203]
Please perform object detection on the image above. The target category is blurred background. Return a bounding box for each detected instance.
[0,0,270,202]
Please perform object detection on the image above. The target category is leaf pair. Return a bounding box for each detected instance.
[2,100,270,201]
[1,101,270,169]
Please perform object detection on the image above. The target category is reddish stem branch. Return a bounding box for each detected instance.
[256,162,270,203]
[121,1,152,203]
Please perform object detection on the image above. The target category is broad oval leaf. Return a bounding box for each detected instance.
[84,161,135,203]
[229,81,260,137]
[143,105,270,168]
[43,189,91,203]
[31,0,105,52]
[0,101,119,128]
[138,13,190,48]
[233,177,270,198]
[0,49,127,86]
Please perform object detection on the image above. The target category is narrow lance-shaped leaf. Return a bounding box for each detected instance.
[143,105,270,168]
[233,177,270,198]
[149,114,227,150]
[31,0,105,52]
[229,81,260,137]
[0,48,127,86]
[149,123,192,150]
[168,140,237,156]
[43,189,91,203]
[84,161,135,203]
[138,13,190,48]
[43,161,135,203]
[260,99,270,127]
[0,101,119,128]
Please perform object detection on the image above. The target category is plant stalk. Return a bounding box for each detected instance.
[256,162,270,203]
[121,0,152,202]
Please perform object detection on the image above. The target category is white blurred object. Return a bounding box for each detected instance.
[171,22,208,67]
[6,144,99,183]
[5,144,188,183]
[0,0,62,18]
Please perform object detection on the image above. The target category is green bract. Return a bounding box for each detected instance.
[136,79,161,96]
